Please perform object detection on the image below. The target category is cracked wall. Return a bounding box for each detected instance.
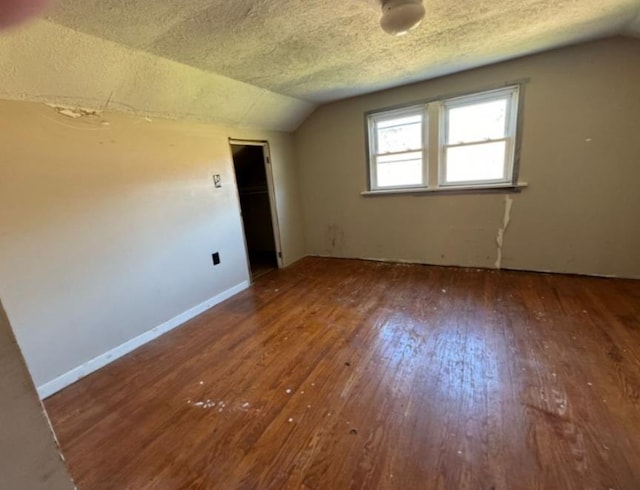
[495,196,513,270]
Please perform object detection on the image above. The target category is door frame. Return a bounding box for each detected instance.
[229,139,284,272]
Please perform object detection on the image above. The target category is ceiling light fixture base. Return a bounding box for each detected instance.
[380,0,425,36]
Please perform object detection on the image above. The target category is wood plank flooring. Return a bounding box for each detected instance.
[45,257,640,490]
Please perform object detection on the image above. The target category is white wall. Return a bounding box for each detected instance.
[0,99,305,391]
[295,37,640,278]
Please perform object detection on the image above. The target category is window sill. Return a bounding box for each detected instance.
[361,182,528,197]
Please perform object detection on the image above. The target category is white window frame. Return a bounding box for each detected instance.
[438,86,520,188]
[365,84,523,194]
[367,105,429,191]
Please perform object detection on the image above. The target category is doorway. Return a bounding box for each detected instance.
[230,140,282,280]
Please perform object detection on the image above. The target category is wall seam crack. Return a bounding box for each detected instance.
[495,195,513,269]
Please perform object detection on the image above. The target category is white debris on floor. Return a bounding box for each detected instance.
[188,399,224,409]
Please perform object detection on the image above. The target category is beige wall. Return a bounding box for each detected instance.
[0,299,74,489]
[295,37,640,278]
[0,99,305,389]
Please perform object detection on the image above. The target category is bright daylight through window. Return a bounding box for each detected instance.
[367,86,520,192]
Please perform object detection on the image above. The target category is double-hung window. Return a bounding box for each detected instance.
[366,85,521,192]
[440,87,519,187]
[367,106,427,190]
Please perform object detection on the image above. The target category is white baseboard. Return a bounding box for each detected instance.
[37,281,250,399]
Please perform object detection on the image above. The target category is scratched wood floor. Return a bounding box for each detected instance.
[45,257,640,490]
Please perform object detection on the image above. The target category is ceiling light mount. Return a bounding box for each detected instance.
[379,0,425,36]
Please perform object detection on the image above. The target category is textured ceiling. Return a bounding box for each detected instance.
[0,20,314,131]
[48,0,640,103]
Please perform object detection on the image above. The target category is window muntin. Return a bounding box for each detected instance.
[440,87,519,187]
[368,106,427,190]
[366,85,520,192]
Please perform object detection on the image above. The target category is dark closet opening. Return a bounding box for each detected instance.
[230,143,279,280]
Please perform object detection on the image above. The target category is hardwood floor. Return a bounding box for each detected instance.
[45,258,640,490]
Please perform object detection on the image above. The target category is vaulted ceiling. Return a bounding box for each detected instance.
[1,0,638,130]
[47,0,640,102]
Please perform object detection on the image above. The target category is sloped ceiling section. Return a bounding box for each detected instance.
[0,20,314,131]
[48,0,640,103]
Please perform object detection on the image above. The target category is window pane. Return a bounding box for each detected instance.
[376,152,422,187]
[445,141,506,183]
[447,98,507,144]
[376,114,422,154]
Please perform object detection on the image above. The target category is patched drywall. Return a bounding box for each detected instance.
[0,300,74,489]
[0,99,305,388]
[295,38,640,278]
[47,0,640,102]
[0,20,314,131]
[495,196,513,269]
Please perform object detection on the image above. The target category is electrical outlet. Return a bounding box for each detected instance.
[213,174,221,188]
[212,252,220,266]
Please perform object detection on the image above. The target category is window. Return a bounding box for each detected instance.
[440,87,519,187]
[367,106,427,190]
[366,85,521,192]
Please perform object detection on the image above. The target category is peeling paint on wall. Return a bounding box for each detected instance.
[52,107,98,119]
[47,103,107,120]
[40,103,112,130]
[494,195,513,269]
